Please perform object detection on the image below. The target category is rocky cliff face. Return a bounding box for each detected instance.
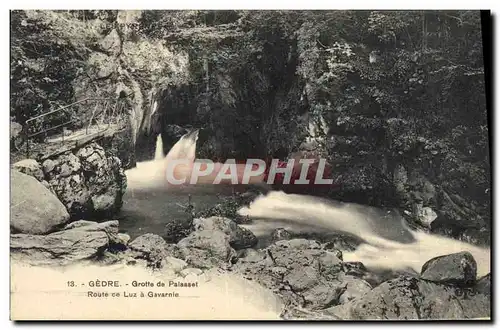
[144,11,490,247]
[10,170,70,234]
[12,142,127,220]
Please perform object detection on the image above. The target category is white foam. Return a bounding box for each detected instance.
[238,191,491,277]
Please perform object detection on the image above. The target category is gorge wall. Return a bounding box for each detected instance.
[10,10,491,246]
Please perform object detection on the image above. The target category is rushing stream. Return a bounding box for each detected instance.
[120,130,491,277]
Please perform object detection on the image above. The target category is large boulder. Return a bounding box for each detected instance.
[128,233,167,254]
[10,220,118,266]
[192,217,257,249]
[42,143,127,218]
[176,230,235,269]
[420,251,477,286]
[10,170,70,234]
[475,273,491,296]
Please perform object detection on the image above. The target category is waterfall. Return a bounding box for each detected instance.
[154,134,165,160]
[125,129,199,191]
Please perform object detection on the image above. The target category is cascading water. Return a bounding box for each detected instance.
[154,133,165,160]
[120,129,236,239]
[124,129,199,191]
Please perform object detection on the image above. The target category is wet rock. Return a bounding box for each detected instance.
[176,230,235,269]
[129,233,167,253]
[10,170,70,235]
[420,251,477,286]
[342,262,367,277]
[274,238,322,250]
[415,204,438,228]
[165,124,189,142]
[10,220,118,266]
[12,159,45,181]
[192,217,257,249]
[319,251,343,277]
[362,268,419,288]
[270,228,293,242]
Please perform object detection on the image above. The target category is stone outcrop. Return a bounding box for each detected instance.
[41,142,127,218]
[232,239,350,309]
[230,237,490,320]
[10,220,118,266]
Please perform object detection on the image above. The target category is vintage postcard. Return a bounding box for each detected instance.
[9,9,492,320]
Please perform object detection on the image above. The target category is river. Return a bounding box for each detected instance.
[118,130,491,277]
